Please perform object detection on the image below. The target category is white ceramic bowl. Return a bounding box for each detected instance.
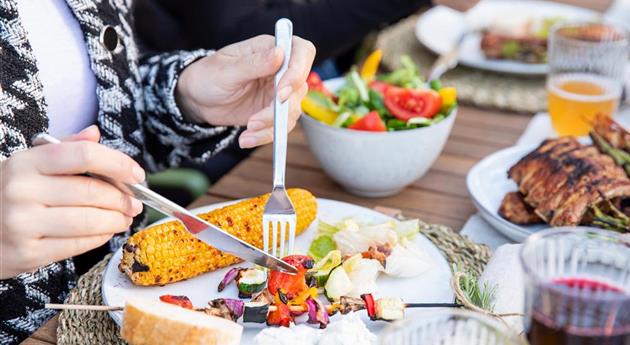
[300,78,456,197]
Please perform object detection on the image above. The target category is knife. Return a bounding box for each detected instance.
[31,133,297,274]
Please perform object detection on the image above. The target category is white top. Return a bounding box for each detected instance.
[17,0,98,138]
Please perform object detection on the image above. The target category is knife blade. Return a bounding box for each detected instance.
[31,133,298,274]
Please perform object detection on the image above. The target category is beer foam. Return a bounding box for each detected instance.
[547,73,622,103]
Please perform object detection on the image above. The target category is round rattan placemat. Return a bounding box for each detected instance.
[56,221,490,344]
[375,15,547,114]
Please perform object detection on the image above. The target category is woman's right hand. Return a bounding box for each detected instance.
[0,126,145,279]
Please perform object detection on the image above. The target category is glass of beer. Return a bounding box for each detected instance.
[379,309,526,345]
[520,227,630,345]
[547,22,628,136]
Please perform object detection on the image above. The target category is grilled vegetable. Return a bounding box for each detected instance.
[361,294,376,320]
[243,302,269,323]
[203,298,244,322]
[375,297,405,321]
[267,255,312,299]
[218,267,242,292]
[119,189,317,286]
[324,264,353,301]
[267,303,292,327]
[159,295,193,309]
[306,297,330,329]
[237,268,267,298]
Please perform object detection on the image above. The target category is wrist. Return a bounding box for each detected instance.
[175,65,204,124]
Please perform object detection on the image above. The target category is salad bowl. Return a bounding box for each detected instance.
[301,77,456,197]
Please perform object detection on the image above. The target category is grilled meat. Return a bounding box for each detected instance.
[498,192,542,224]
[505,138,630,226]
[480,31,547,64]
[592,114,630,152]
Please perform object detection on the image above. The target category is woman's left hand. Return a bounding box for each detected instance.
[176,34,316,149]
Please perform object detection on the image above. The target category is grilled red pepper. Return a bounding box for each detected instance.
[267,255,313,299]
[361,293,376,320]
[159,295,193,309]
[267,303,292,327]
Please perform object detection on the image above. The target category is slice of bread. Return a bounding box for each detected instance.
[121,298,243,345]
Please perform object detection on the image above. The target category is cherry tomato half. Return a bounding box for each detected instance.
[369,80,390,95]
[348,111,387,132]
[384,86,442,120]
[306,72,335,99]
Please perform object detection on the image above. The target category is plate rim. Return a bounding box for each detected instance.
[102,197,454,326]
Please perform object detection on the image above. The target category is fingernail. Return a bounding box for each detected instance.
[278,86,293,102]
[132,165,146,183]
[131,198,143,215]
[247,120,266,131]
[239,135,257,149]
[127,217,134,227]
[79,125,98,134]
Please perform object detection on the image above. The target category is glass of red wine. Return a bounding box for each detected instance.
[520,227,630,345]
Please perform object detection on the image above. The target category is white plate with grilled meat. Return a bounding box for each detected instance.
[416,1,598,75]
[467,144,548,242]
[102,198,453,343]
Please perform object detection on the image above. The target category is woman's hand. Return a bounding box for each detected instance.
[176,35,316,149]
[0,126,145,279]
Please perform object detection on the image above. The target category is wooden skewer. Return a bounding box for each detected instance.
[46,303,123,311]
[46,302,463,313]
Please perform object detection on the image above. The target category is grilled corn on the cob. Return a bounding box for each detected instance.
[119,189,317,286]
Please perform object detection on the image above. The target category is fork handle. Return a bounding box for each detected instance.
[272,18,293,188]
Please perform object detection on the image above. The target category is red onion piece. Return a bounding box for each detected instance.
[218,268,241,292]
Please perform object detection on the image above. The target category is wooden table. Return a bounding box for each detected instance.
[23,105,530,344]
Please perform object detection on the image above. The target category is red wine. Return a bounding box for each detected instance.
[527,277,630,345]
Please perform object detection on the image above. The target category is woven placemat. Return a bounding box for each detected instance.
[375,15,547,114]
[57,221,491,344]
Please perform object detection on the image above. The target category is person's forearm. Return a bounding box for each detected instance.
[176,0,428,63]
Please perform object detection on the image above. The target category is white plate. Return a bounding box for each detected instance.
[415,1,598,75]
[102,198,453,343]
[466,144,547,242]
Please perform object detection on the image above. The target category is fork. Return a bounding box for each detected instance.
[263,18,297,258]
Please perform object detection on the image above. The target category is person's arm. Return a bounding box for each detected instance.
[161,0,429,63]
[137,34,315,169]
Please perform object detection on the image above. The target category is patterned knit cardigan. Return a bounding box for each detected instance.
[0,0,239,343]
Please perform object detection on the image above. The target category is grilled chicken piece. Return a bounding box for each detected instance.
[498,192,542,224]
[592,114,630,152]
[506,138,630,226]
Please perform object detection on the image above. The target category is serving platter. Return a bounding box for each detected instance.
[415,1,598,75]
[466,144,546,242]
[102,198,453,343]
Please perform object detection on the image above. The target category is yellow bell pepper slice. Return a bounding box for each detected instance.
[439,87,457,108]
[301,95,338,125]
[360,49,383,83]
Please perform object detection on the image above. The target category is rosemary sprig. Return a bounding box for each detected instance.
[453,265,497,312]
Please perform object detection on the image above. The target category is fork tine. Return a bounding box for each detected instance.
[271,221,279,257]
[287,221,296,254]
[279,221,286,257]
[263,218,270,254]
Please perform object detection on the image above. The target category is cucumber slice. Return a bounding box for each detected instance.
[237,268,267,297]
[324,264,353,301]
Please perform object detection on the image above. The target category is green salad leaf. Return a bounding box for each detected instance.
[308,235,337,261]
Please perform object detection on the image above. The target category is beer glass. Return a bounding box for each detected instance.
[547,22,628,136]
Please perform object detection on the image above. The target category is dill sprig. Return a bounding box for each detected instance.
[453,265,497,312]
